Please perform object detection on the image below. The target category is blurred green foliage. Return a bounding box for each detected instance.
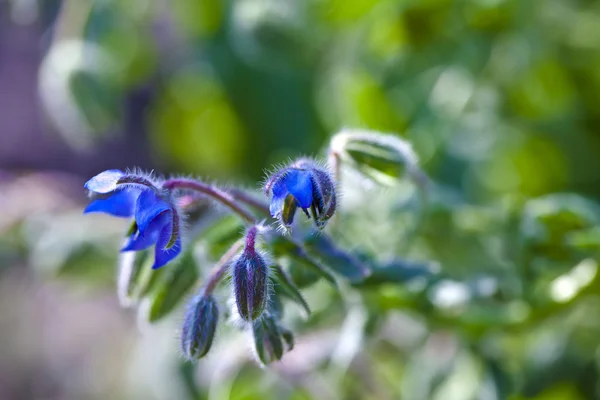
[4,0,600,399]
[40,0,600,197]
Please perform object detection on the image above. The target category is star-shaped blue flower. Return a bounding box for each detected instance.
[265,160,336,230]
[84,170,182,269]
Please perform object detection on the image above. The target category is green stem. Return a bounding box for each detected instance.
[327,149,342,232]
[328,149,342,184]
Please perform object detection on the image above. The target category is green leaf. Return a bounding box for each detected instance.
[272,265,311,317]
[144,250,199,322]
[267,234,337,287]
[303,234,371,283]
[285,260,321,288]
[199,215,245,259]
[357,259,436,287]
[483,357,512,400]
[565,227,600,252]
[126,253,165,302]
[252,313,284,365]
[267,292,284,320]
[279,326,295,352]
[331,129,422,186]
[83,1,115,44]
[117,249,151,306]
[521,194,600,262]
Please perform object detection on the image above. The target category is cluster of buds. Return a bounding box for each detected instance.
[179,225,297,365]
[82,165,326,365]
[82,130,423,365]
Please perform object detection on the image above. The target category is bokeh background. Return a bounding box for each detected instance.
[2,0,600,399]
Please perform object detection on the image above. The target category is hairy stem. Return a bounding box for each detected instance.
[327,149,342,231]
[163,178,256,224]
[245,225,259,250]
[204,239,244,294]
[328,149,342,184]
[228,188,270,217]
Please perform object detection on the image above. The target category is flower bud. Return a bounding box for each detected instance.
[264,159,337,231]
[232,227,270,321]
[252,313,284,365]
[330,129,423,186]
[180,294,219,360]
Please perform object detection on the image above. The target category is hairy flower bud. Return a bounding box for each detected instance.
[264,158,337,231]
[252,313,284,365]
[180,294,219,360]
[330,129,424,186]
[232,227,270,321]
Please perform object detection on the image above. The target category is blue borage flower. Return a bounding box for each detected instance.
[84,169,182,269]
[264,159,337,231]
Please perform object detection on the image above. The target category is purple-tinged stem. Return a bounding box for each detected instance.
[228,188,270,217]
[177,193,207,210]
[245,225,259,251]
[162,178,255,224]
[204,239,244,295]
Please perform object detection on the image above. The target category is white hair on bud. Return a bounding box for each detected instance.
[330,128,419,168]
[123,167,163,187]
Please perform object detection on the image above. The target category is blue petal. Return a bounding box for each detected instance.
[153,223,182,269]
[269,190,287,217]
[121,212,170,251]
[269,174,289,217]
[285,170,313,209]
[84,170,125,194]
[121,232,156,252]
[271,174,288,197]
[83,188,141,217]
[135,190,172,234]
[264,169,287,195]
